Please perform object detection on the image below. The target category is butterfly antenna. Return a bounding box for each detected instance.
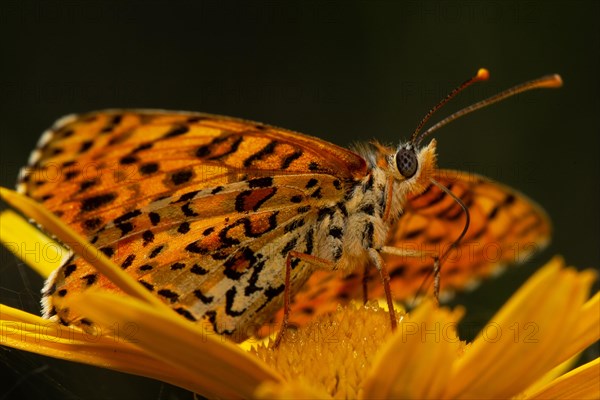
[415,73,563,146]
[410,68,490,146]
[430,178,470,264]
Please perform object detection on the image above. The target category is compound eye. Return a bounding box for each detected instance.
[395,147,418,178]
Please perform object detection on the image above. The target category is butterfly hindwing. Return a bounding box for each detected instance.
[264,169,551,334]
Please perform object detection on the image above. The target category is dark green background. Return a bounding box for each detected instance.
[1,1,598,399]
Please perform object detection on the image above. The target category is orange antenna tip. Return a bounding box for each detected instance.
[541,74,563,88]
[475,68,490,82]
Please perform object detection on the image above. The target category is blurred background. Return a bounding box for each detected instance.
[1,1,598,398]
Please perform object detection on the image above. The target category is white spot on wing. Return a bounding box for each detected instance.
[52,113,77,130]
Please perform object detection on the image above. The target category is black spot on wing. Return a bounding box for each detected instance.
[170,262,185,270]
[83,217,103,231]
[101,114,122,133]
[305,228,314,254]
[243,141,277,167]
[148,212,160,226]
[99,247,114,258]
[404,228,425,240]
[149,245,164,259]
[182,202,199,217]
[142,230,155,246]
[81,193,117,212]
[194,289,214,304]
[79,179,98,193]
[281,237,297,257]
[114,209,142,224]
[281,150,303,169]
[248,177,273,188]
[178,222,191,234]
[120,155,138,165]
[310,188,323,199]
[175,307,197,322]
[117,222,134,237]
[223,247,256,280]
[158,289,179,303]
[305,178,318,189]
[132,142,153,153]
[81,274,97,286]
[175,190,199,203]
[245,260,265,296]
[79,140,93,154]
[63,264,77,278]
[389,265,407,279]
[225,286,246,317]
[284,218,305,233]
[121,254,136,269]
[190,264,209,275]
[163,125,189,138]
[65,171,79,181]
[171,170,193,185]
[185,242,209,255]
[139,162,159,175]
[265,284,285,300]
[138,280,154,291]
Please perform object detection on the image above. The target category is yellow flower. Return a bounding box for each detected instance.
[1,186,598,399]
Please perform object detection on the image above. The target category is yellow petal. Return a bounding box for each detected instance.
[0,304,202,391]
[521,354,581,396]
[362,301,464,399]
[525,358,600,399]
[0,209,68,278]
[64,290,282,399]
[255,380,333,399]
[446,256,597,399]
[559,292,600,362]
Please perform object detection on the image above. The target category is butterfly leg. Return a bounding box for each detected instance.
[367,248,398,331]
[380,246,442,304]
[273,251,335,348]
[432,256,441,306]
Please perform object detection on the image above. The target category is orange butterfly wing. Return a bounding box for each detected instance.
[20,110,366,232]
[264,169,550,333]
[19,110,368,339]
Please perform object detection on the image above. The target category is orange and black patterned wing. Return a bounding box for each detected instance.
[270,170,550,332]
[382,169,551,298]
[18,110,367,340]
[19,110,366,233]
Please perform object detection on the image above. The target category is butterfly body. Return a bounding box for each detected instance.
[19,109,550,341]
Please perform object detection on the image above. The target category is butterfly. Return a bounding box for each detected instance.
[17,69,560,344]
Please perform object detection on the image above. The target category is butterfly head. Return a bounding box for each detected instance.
[388,139,437,194]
